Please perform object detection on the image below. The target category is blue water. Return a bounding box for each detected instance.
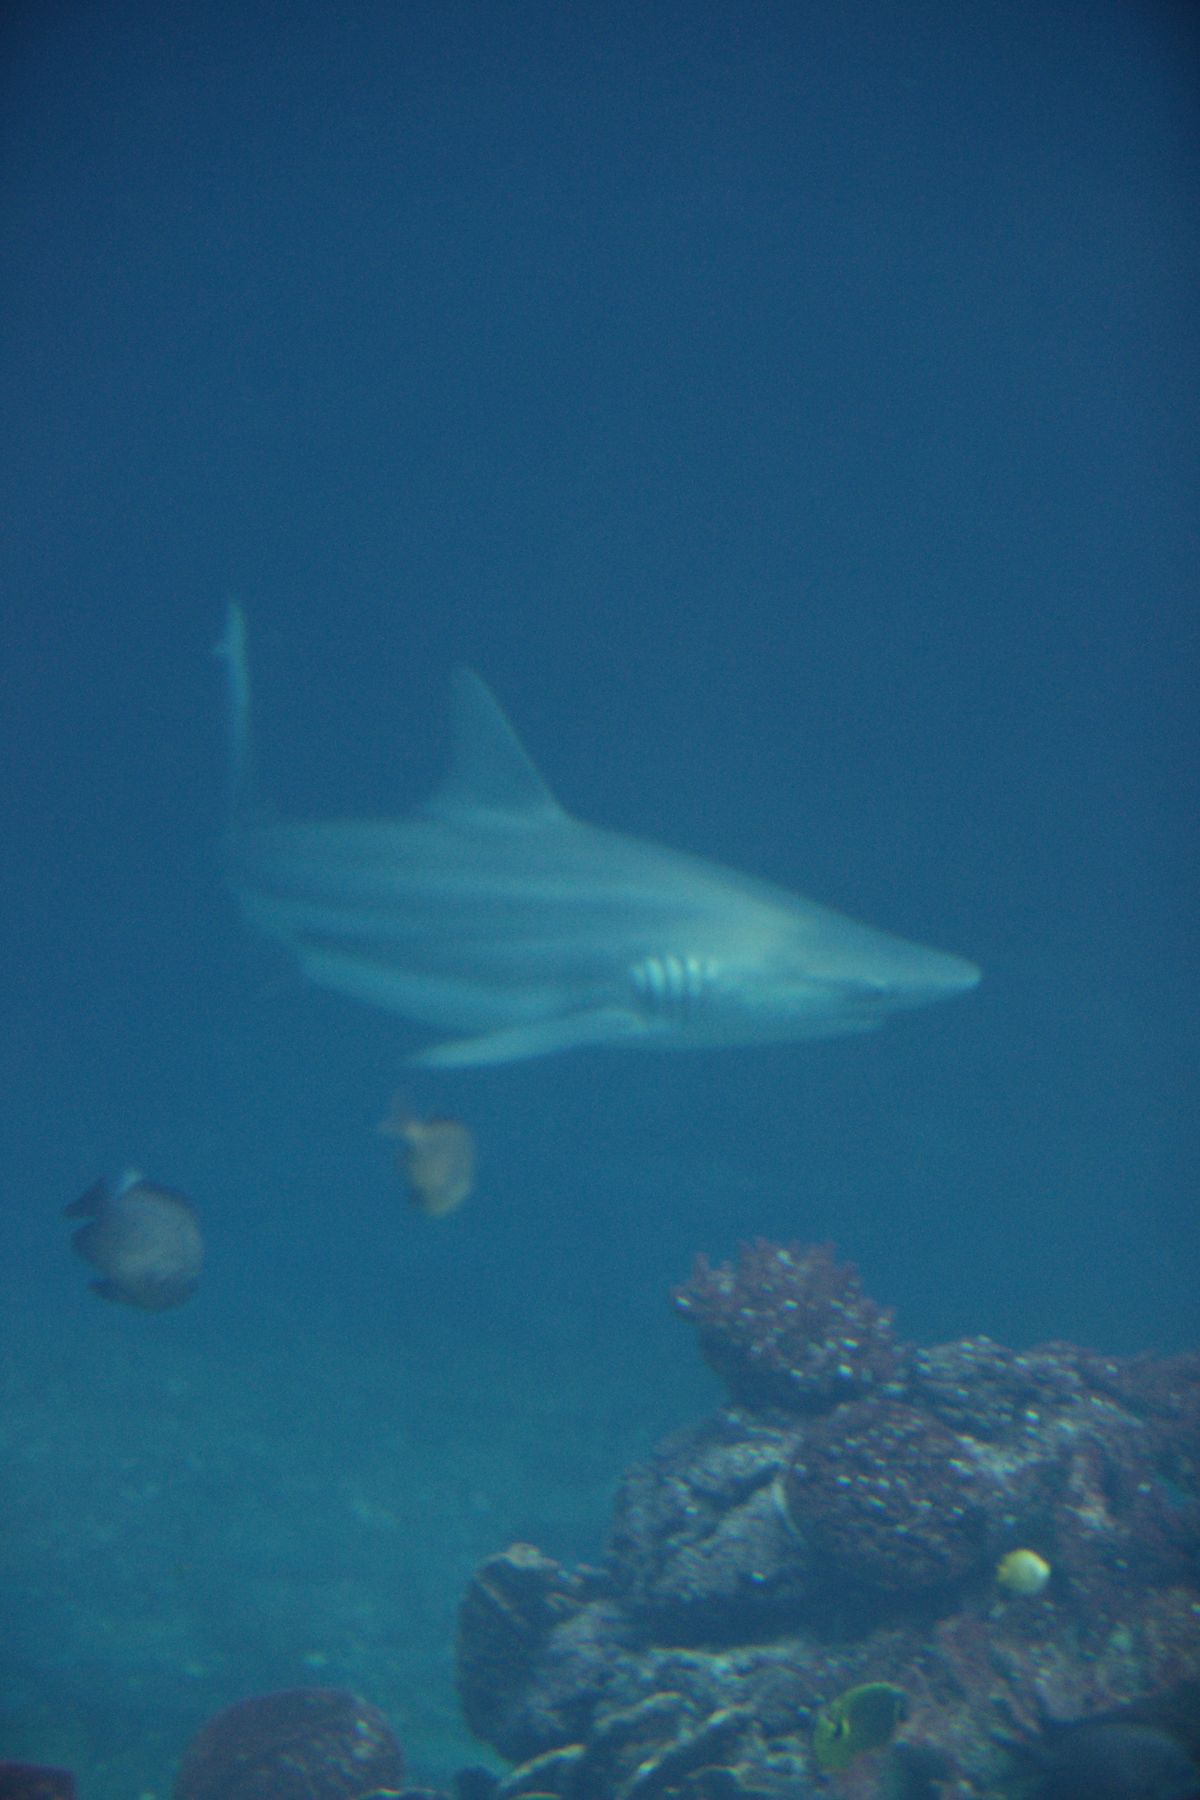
[2,3,1197,1792]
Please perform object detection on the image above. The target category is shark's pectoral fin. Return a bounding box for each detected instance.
[410,1007,656,1069]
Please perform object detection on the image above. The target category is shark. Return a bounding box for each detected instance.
[217,605,979,1068]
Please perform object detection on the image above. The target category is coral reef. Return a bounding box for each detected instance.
[455,1242,1200,1798]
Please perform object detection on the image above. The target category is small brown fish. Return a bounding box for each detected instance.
[379,1095,475,1217]
[65,1170,204,1310]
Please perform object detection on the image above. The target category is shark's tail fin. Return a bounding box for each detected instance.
[214,601,256,821]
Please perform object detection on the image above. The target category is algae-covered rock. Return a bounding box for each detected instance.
[172,1688,404,1800]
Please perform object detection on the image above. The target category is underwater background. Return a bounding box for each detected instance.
[1,1,1196,1793]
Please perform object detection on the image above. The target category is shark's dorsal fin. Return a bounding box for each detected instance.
[422,669,566,825]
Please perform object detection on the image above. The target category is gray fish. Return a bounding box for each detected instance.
[1019,1722,1200,1800]
[65,1170,204,1310]
[217,605,980,1069]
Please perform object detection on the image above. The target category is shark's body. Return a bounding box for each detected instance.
[218,607,979,1067]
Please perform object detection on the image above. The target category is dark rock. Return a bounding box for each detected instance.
[456,1545,601,1762]
[608,1413,807,1641]
[449,1770,501,1800]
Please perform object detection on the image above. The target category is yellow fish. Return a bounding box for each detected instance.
[813,1682,907,1771]
[996,1548,1051,1596]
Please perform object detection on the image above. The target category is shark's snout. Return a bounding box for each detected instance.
[943,952,982,994]
[911,947,981,998]
[862,943,981,1011]
[805,916,980,1023]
